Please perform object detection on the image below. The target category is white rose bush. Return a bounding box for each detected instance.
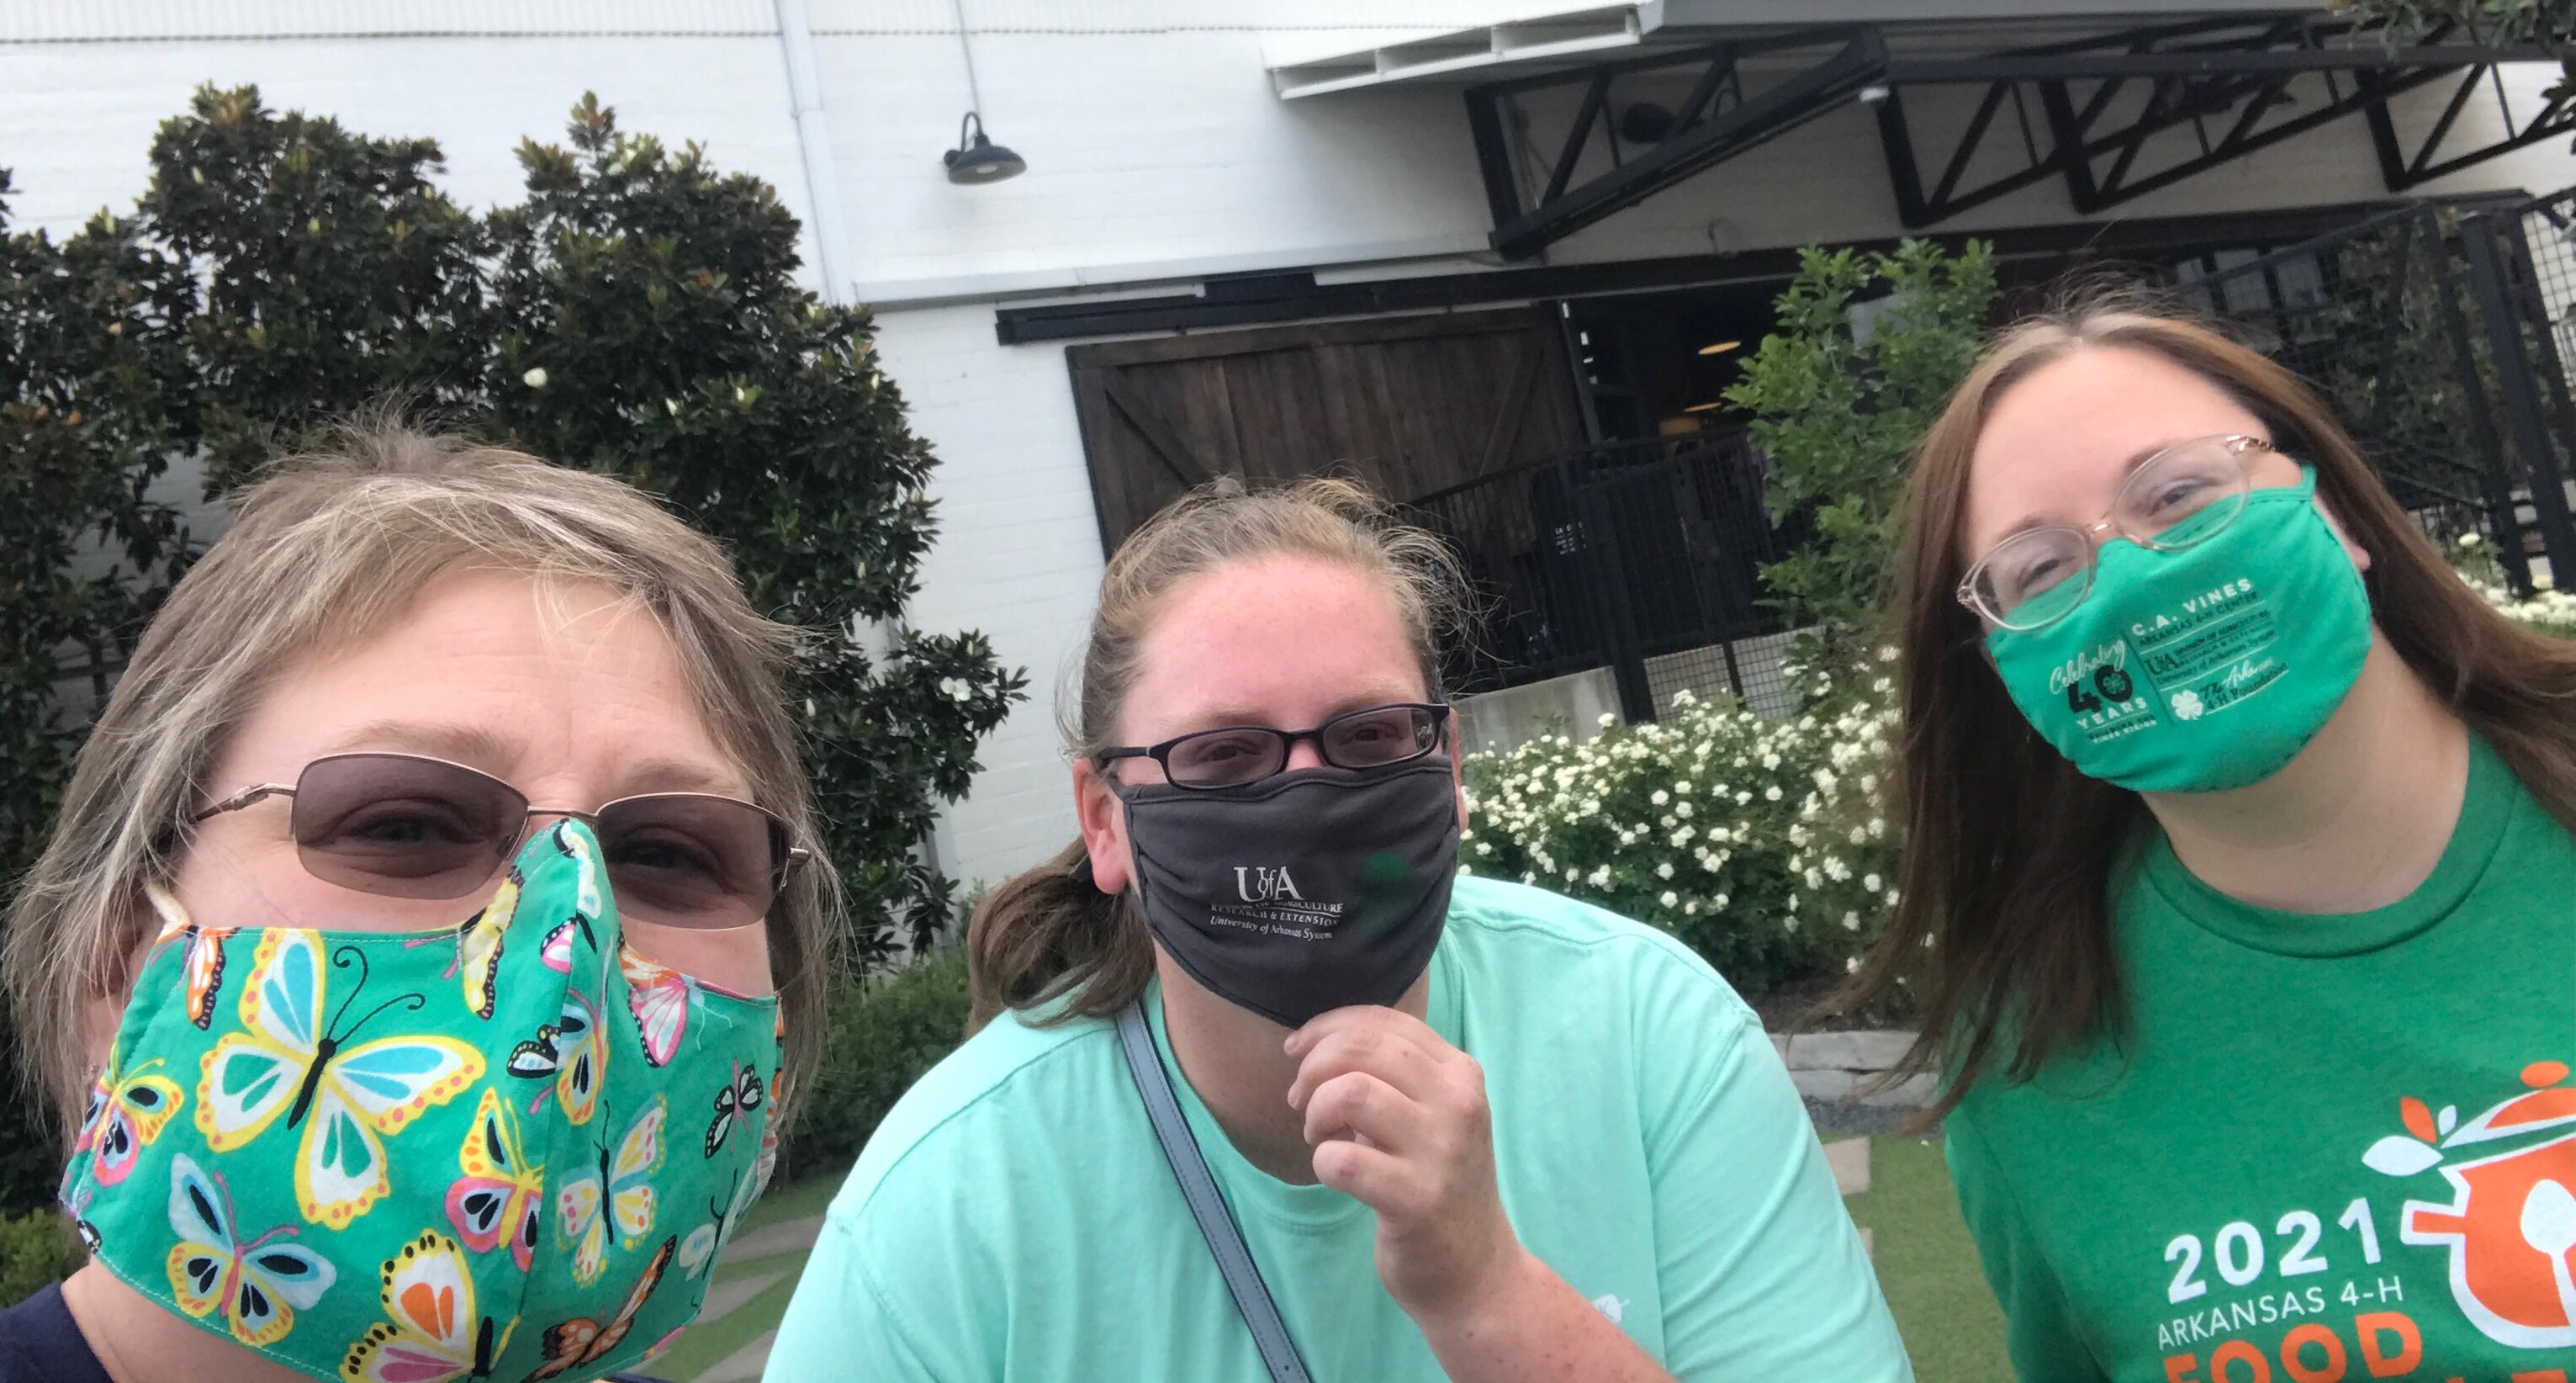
[2450,533,2576,635]
[1462,649,1905,994]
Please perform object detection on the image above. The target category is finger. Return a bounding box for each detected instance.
[1309,1137,1423,1220]
[1284,1004,1445,1059]
[1301,1069,1428,1151]
[1287,1025,1442,1110]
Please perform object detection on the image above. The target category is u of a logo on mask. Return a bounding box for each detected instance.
[1234,866,1304,903]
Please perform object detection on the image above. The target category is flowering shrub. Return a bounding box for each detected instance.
[1462,650,1904,996]
[2448,533,2576,635]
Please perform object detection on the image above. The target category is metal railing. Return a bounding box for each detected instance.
[1407,430,1801,722]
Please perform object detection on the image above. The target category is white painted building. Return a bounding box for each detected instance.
[5,1,2570,893]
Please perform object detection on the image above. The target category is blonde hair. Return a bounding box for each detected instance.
[3,425,839,1138]
[964,476,1465,1031]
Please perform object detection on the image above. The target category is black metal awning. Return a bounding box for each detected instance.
[1434,12,2571,258]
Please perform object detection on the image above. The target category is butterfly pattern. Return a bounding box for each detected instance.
[620,948,698,1068]
[147,883,235,1031]
[554,1095,666,1285]
[506,988,606,1126]
[676,1164,762,1280]
[526,1236,673,1381]
[164,1152,338,1347]
[75,1048,185,1187]
[196,930,484,1229]
[450,868,521,1021]
[704,1062,764,1159]
[69,817,779,1381]
[341,1230,519,1383]
[443,1088,544,1274]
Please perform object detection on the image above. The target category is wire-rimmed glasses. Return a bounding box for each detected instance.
[193,751,807,930]
[1958,434,2277,631]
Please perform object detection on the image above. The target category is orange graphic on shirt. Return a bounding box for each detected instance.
[2363,1061,2576,1352]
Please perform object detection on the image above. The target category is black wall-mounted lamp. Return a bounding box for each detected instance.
[945,112,1025,184]
[944,0,1025,184]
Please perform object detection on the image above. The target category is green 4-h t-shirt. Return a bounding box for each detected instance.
[766,877,1910,1380]
[1949,734,2576,1383]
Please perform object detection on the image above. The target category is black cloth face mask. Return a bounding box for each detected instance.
[1111,760,1461,1029]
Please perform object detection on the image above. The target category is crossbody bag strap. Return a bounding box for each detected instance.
[1117,1000,1316,1383]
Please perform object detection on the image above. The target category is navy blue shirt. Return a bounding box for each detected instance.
[0,1284,108,1383]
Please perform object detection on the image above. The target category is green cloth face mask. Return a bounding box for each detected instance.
[61,819,782,1382]
[1986,469,2371,794]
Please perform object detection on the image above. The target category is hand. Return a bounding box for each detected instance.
[1285,1006,1523,1326]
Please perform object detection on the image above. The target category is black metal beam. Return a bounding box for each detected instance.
[1884,40,2553,82]
[1487,32,1885,260]
[991,194,2522,345]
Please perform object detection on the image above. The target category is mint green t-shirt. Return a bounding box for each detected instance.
[765,877,1909,1380]
[1948,734,2576,1382]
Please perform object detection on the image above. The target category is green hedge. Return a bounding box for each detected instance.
[0,1205,85,1309]
[776,948,972,1177]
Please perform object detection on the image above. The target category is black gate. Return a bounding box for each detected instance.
[1407,430,1798,723]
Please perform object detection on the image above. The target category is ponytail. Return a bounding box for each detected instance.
[965,840,1156,1035]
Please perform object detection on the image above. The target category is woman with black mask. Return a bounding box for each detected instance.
[767,477,1909,1382]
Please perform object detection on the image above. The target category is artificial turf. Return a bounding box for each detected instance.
[1838,1135,2016,1382]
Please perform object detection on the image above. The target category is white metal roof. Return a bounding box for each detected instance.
[1268,0,2330,98]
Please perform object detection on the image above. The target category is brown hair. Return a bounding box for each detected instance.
[3,425,840,1138]
[1839,296,2576,1124]
[965,476,1465,1033]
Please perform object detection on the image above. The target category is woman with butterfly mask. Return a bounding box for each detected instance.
[0,427,828,1383]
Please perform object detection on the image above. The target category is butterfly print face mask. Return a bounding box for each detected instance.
[61,819,781,1382]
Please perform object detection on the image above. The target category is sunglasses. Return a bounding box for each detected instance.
[193,752,807,930]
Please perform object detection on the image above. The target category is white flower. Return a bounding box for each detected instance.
[1885,888,1902,906]
[1872,677,1892,694]
[1761,753,1780,770]
[1599,713,1618,729]
[521,367,549,389]
[939,676,974,702]
[1659,890,1679,908]
[1735,791,1752,805]
[1846,956,1862,973]
[1669,827,1695,847]
[1656,861,1674,880]
[1859,774,1878,793]
[1458,863,1475,876]
[2457,532,2483,550]
[1764,786,1782,802]
[1711,892,1728,909]
[1674,780,1693,795]
[1651,790,1669,807]
[1863,873,1881,893]
[1842,911,1860,931]
[1588,865,1613,889]
[1475,840,1494,856]
[1868,817,1886,840]
[1878,645,1900,663]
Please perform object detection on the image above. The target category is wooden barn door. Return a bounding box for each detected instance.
[1066,306,1587,554]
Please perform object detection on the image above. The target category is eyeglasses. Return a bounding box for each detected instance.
[1101,702,1452,790]
[1958,434,2276,631]
[193,752,808,930]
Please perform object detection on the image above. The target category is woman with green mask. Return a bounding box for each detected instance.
[1838,299,2576,1381]
[0,427,832,1383]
